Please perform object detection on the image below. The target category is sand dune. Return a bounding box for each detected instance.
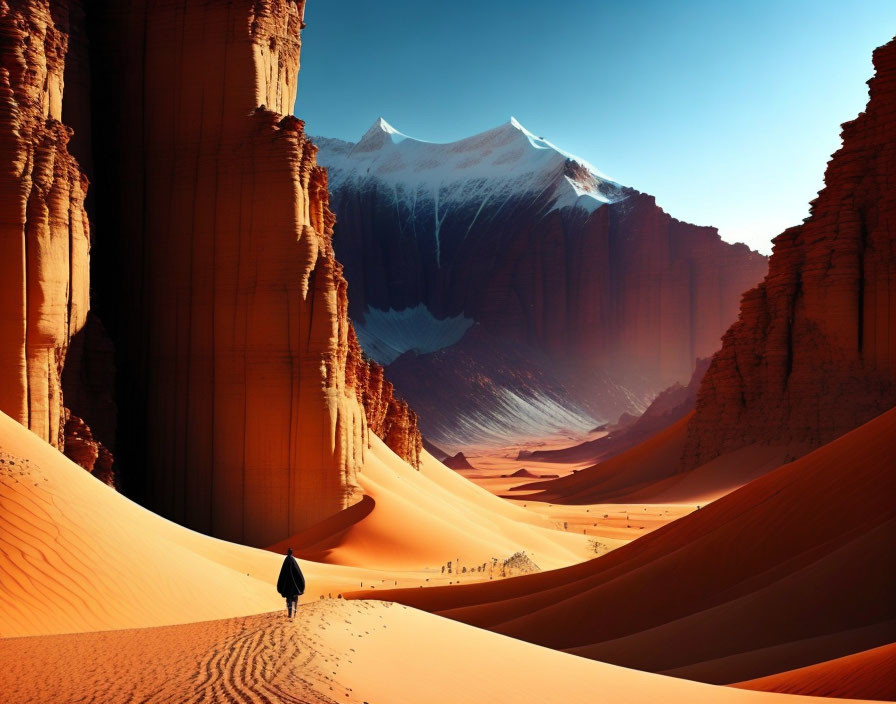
[362,407,896,683]
[1,408,852,703]
[0,410,415,637]
[0,407,589,637]
[518,412,795,504]
[735,642,896,701]
[0,599,865,704]
[268,442,588,573]
[513,413,694,500]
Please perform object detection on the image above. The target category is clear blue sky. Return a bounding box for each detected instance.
[296,1,895,254]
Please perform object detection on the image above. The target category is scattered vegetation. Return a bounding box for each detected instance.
[588,538,609,556]
[500,551,540,577]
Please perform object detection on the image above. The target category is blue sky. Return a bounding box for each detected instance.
[296,1,895,254]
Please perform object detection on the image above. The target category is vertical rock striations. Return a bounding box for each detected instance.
[683,38,896,469]
[0,1,91,459]
[85,0,419,545]
[348,328,422,469]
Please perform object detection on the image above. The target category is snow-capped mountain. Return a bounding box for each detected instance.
[318,117,628,252]
[314,118,768,451]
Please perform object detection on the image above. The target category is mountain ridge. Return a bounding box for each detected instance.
[315,117,768,448]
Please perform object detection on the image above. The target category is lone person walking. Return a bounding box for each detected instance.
[277,548,306,619]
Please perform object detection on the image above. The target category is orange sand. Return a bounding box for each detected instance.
[517,412,797,505]
[735,642,896,701]
[3,406,862,703]
[518,413,694,501]
[311,442,591,571]
[363,408,896,684]
[0,599,868,704]
[503,500,695,549]
[0,407,592,637]
[450,429,606,495]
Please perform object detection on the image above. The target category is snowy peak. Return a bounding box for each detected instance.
[373,116,398,133]
[315,117,628,215]
[353,116,409,153]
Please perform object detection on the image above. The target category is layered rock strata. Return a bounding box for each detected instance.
[81,0,419,545]
[683,38,896,469]
[0,0,421,545]
[0,1,90,458]
[348,328,422,469]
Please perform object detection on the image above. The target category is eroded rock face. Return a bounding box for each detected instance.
[317,121,769,446]
[683,38,896,469]
[76,0,419,545]
[60,312,116,462]
[0,0,90,452]
[0,0,420,543]
[62,409,114,486]
[347,327,422,469]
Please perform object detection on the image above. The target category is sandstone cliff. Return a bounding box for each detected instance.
[0,0,98,472]
[683,37,896,469]
[80,0,419,545]
[0,0,420,545]
[347,327,422,470]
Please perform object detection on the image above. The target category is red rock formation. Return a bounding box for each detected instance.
[0,0,90,452]
[443,452,474,470]
[683,38,896,469]
[60,312,117,461]
[348,327,421,469]
[62,409,114,486]
[80,0,420,545]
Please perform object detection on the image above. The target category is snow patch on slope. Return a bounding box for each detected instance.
[355,305,474,365]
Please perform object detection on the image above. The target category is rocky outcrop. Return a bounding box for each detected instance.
[625,357,710,437]
[316,120,768,447]
[72,0,420,545]
[60,312,116,464]
[0,0,90,453]
[683,38,896,469]
[62,409,114,485]
[348,328,422,469]
[443,452,474,470]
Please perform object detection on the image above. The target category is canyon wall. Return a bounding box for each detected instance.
[0,1,92,462]
[79,0,418,545]
[683,37,896,469]
[0,0,420,544]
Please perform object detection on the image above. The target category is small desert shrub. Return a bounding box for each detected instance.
[588,538,609,555]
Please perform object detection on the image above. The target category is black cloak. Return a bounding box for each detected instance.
[276,555,306,598]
